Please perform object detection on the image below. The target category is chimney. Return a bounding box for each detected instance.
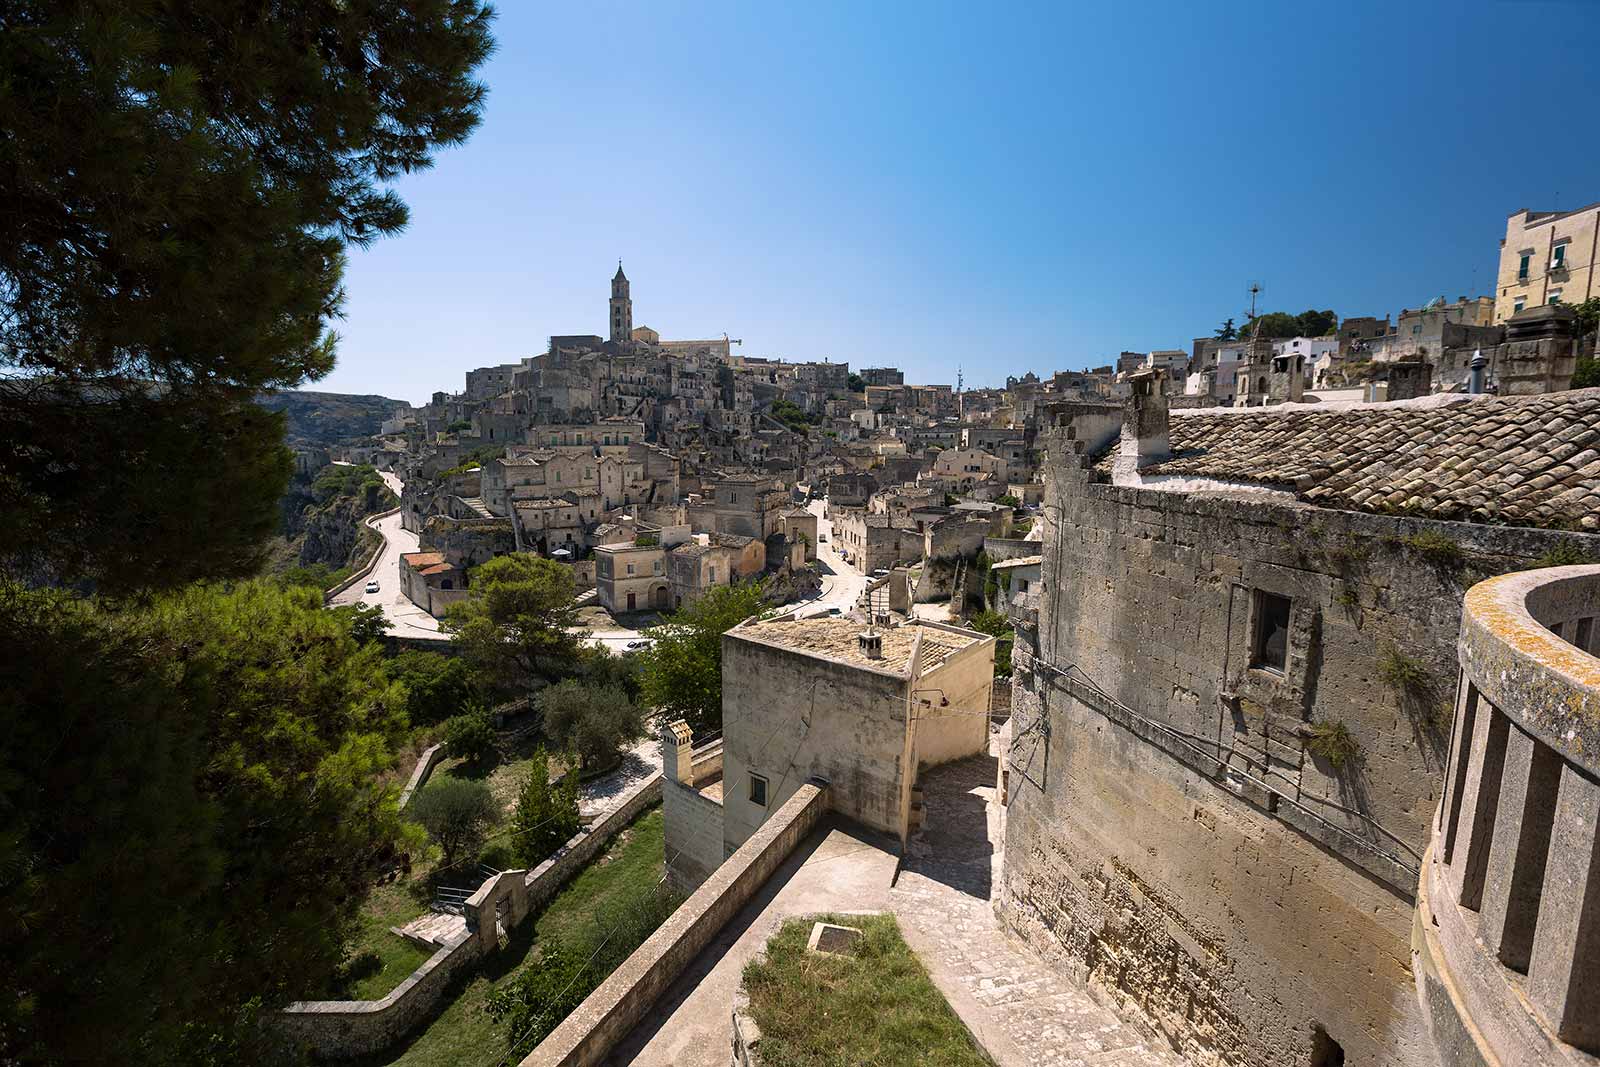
[858,627,883,660]
[1117,368,1171,476]
[662,719,695,787]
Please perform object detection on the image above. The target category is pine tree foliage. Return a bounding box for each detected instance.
[0,0,496,592]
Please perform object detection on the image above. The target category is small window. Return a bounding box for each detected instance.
[1553,243,1567,269]
[626,563,635,575]
[1549,289,1563,305]
[1518,253,1531,280]
[748,773,768,807]
[1514,297,1526,313]
[1251,591,1292,673]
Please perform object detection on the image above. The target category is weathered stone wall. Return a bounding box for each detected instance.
[520,781,830,1067]
[721,636,910,849]
[421,515,516,569]
[663,748,727,894]
[999,449,1600,1067]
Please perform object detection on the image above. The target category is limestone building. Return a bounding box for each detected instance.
[1001,377,1600,1067]
[1495,202,1600,322]
[661,614,996,891]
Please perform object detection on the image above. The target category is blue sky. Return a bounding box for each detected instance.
[315,0,1600,403]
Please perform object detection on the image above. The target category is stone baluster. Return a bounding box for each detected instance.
[1527,762,1600,1050]
[1478,726,1561,971]
[1445,701,1509,910]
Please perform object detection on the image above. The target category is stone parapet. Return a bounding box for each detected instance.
[520,780,830,1067]
[1416,564,1600,1064]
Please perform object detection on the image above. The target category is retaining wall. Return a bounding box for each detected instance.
[279,772,664,1059]
[323,506,402,602]
[397,743,445,809]
[520,780,831,1067]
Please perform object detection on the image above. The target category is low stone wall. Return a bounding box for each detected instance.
[279,773,664,1059]
[525,772,662,914]
[520,780,831,1067]
[323,506,402,602]
[277,929,484,1058]
[397,743,445,809]
[981,536,1042,563]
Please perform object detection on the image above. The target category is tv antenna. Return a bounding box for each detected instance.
[1246,281,1264,322]
[722,332,742,347]
[957,365,964,393]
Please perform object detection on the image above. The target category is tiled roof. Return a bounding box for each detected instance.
[1096,391,1600,530]
[400,551,446,570]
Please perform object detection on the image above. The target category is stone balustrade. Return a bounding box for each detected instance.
[1414,565,1600,1066]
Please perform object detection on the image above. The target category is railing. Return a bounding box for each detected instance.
[1417,565,1600,1065]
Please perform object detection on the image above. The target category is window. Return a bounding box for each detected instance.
[1518,253,1531,280]
[1250,591,1292,673]
[1553,242,1568,269]
[1411,325,1422,336]
[626,562,635,575]
[748,773,768,807]
[1514,297,1526,313]
[1549,289,1563,305]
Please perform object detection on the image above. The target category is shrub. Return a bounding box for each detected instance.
[1377,644,1431,698]
[1403,530,1464,570]
[443,709,497,765]
[387,650,477,727]
[1306,720,1360,770]
[408,778,497,870]
[1573,356,1600,390]
[1531,540,1596,569]
[541,681,644,771]
[510,747,580,867]
[968,610,1015,678]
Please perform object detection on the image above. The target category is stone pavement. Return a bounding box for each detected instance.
[890,752,1188,1067]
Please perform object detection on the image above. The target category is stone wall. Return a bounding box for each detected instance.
[982,536,1044,563]
[279,774,663,1059]
[999,446,1600,1067]
[663,746,727,893]
[520,781,830,1067]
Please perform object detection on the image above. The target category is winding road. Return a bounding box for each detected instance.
[328,470,447,642]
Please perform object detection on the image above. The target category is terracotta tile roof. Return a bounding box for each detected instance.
[400,551,445,568]
[1095,390,1600,530]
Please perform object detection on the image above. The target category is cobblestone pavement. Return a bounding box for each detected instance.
[890,753,1188,1067]
[578,734,663,820]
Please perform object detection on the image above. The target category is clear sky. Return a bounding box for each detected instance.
[314,0,1600,404]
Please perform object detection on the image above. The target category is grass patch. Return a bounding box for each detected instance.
[743,912,992,1067]
[434,724,575,817]
[1403,530,1464,570]
[356,807,667,1067]
[1306,720,1361,770]
[333,878,434,1001]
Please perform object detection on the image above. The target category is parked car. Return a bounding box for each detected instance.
[818,534,827,543]
[870,568,889,578]
[364,580,380,594]
[626,639,651,650]
[820,607,842,616]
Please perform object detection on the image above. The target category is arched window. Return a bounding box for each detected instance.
[1257,377,1267,393]
[441,578,454,590]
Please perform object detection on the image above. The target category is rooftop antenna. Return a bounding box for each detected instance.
[1246,280,1263,322]
[722,332,742,347]
[957,365,964,393]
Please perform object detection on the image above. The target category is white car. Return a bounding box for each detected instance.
[364,580,380,594]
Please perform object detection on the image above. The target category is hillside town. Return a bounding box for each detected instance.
[8,8,1600,1067]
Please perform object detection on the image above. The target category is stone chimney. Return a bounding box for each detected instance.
[1116,368,1171,476]
[858,628,883,660]
[662,719,694,787]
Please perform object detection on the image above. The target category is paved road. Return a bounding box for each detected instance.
[328,470,446,641]
[790,496,869,618]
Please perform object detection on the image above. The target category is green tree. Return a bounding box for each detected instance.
[447,554,580,698]
[443,708,498,767]
[847,373,865,392]
[1215,318,1237,340]
[333,601,391,645]
[0,3,494,593]
[0,580,410,1064]
[639,583,769,733]
[969,609,1015,677]
[1569,298,1600,339]
[541,680,645,771]
[388,649,478,727]
[996,494,1021,508]
[1573,357,1600,389]
[510,746,580,867]
[409,777,498,871]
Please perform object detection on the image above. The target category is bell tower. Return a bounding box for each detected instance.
[609,262,632,343]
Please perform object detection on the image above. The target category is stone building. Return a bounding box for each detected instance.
[665,533,764,610]
[398,550,466,619]
[1000,380,1600,1067]
[592,540,667,614]
[659,614,996,891]
[1495,201,1600,323]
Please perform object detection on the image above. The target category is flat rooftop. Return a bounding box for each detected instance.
[732,617,982,675]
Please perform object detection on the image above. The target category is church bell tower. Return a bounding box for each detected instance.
[609,262,632,344]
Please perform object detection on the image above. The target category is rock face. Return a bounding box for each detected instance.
[274,464,396,571]
[258,389,411,449]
